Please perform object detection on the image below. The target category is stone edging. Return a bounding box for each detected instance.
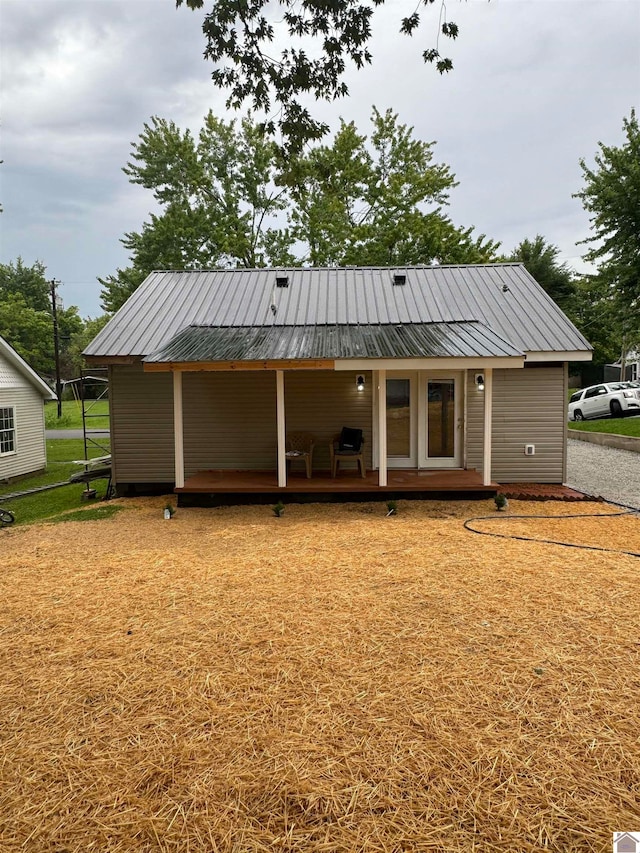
[568,429,640,454]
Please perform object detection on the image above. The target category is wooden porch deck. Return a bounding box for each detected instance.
[176,468,499,504]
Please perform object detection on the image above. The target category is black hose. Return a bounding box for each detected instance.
[463,504,640,559]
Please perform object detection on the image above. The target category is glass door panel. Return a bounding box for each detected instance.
[386,376,416,466]
[427,380,455,458]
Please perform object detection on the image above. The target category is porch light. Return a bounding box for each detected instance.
[475,373,485,391]
[356,374,365,392]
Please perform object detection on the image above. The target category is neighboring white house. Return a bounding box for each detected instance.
[0,336,56,482]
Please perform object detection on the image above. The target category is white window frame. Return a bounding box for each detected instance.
[0,405,17,456]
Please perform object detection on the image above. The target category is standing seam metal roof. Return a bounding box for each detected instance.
[143,322,524,363]
[85,265,592,358]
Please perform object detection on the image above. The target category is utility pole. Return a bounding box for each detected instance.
[49,279,63,418]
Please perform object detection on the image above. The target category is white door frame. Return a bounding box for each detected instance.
[373,369,466,469]
[419,371,464,468]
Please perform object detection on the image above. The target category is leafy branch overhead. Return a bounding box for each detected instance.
[177,0,460,148]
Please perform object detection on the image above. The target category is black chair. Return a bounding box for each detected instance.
[330,427,365,478]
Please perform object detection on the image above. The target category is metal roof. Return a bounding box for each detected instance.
[85,265,592,359]
[144,322,523,364]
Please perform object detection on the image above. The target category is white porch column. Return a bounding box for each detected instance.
[378,369,387,487]
[173,370,184,488]
[276,370,287,487]
[482,367,493,486]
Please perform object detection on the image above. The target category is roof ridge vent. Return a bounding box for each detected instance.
[275,274,289,288]
[392,271,406,286]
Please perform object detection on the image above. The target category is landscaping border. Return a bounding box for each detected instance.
[569,430,640,454]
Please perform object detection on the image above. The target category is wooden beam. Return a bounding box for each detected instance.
[84,355,139,365]
[143,359,335,373]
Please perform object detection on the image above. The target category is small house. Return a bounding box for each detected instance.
[0,336,56,482]
[84,265,592,501]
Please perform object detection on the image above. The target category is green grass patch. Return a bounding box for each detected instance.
[48,504,125,524]
[569,415,640,437]
[45,399,110,430]
[0,439,113,526]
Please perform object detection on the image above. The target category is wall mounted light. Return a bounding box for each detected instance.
[475,373,485,391]
[356,374,365,392]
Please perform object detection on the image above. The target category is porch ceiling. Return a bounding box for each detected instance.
[143,322,523,370]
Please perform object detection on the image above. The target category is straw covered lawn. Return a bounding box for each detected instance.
[1,498,639,851]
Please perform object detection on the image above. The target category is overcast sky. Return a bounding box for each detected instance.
[1,0,638,318]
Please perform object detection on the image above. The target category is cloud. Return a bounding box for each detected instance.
[1,0,638,316]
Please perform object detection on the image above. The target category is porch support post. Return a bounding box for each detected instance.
[483,367,493,486]
[276,369,287,487]
[173,370,184,489]
[378,368,387,487]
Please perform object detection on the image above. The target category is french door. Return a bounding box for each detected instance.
[384,371,463,468]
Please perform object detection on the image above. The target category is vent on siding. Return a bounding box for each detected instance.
[392,272,406,286]
[275,274,289,288]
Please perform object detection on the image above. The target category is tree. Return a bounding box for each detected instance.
[103,109,498,311]
[99,112,293,312]
[0,259,83,377]
[287,108,498,266]
[575,110,640,308]
[177,0,461,149]
[507,236,577,312]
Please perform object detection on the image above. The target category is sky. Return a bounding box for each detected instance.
[1,0,639,319]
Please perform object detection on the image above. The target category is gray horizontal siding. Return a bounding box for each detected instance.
[110,364,174,483]
[183,370,372,473]
[183,372,277,473]
[465,371,484,472]
[0,387,46,480]
[284,371,372,471]
[491,365,566,482]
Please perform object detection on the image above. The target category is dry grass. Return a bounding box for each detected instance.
[1,498,639,852]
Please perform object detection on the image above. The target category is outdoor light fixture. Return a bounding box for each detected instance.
[356,374,365,391]
[475,373,485,391]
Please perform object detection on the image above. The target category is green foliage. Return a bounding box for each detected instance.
[272,501,285,517]
[385,499,398,516]
[105,109,498,310]
[507,236,577,312]
[177,0,461,151]
[100,113,292,311]
[0,259,83,378]
[287,109,498,267]
[575,110,640,308]
[66,314,112,374]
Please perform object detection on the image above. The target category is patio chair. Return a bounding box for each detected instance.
[330,428,366,478]
[285,431,315,478]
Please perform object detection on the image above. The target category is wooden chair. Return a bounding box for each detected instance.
[330,429,366,478]
[285,431,315,478]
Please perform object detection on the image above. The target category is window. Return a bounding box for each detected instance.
[584,386,605,399]
[569,391,583,403]
[0,407,16,455]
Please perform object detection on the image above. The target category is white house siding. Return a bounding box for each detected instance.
[0,357,47,480]
[110,364,175,484]
[490,364,566,483]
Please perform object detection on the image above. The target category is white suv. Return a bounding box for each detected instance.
[568,382,640,421]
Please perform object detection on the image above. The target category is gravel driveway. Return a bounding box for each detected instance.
[567,438,640,510]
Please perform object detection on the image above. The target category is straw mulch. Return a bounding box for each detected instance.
[1,498,639,852]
